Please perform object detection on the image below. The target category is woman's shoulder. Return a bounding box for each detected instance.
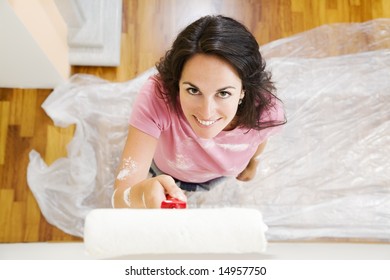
[140,74,164,95]
[138,75,170,106]
[130,75,172,136]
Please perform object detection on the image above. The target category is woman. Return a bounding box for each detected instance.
[112,15,286,208]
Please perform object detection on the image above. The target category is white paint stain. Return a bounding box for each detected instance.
[167,154,194,171]
[116,157,138,181]
[216,143,250,152]
[199,139,216,149]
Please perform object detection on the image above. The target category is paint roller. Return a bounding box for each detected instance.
[83,196,268,258]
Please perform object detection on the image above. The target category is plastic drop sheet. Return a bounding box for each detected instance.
[27,19,390,241]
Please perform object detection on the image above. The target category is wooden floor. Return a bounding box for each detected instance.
[0,0,389,243]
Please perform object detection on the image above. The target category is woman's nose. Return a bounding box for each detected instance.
[199,97,216,118]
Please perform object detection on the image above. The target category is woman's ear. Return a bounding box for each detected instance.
[240,90,245,100]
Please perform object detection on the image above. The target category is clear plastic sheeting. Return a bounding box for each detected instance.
[27,68,157,237]
[27,19,390,240]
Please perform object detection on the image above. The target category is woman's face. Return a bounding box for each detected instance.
[179,54,244,139]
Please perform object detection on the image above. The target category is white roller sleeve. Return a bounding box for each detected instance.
[84,208,268,258]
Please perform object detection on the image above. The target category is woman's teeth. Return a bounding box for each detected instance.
[195,116,217,126]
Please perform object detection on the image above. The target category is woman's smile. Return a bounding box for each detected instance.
[194,116,220,127]
[179,54,245,139]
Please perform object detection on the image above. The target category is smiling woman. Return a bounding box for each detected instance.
[112,15,286,209]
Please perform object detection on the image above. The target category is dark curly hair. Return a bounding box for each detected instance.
[156,15,286,130]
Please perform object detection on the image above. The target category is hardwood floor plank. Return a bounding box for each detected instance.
[8,89,23,126]
[0,189,14,242]
[20,89,37,137]
[8,201,24,243]
[0,101,10,165]
[44,124,75,166]
[23,191,41,242]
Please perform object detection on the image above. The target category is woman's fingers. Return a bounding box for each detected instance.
[156,175,187,202]
[141,178,166,208]
[140,175,186,208]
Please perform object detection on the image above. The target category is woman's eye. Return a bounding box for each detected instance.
[187,88,199,95]
[217,91,231,99]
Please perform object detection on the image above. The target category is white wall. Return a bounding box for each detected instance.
[0,0,69,88]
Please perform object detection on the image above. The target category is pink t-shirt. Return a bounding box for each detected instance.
[130,76,285,183]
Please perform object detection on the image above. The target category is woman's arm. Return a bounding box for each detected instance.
[112,125,186,208]
[236,141,267,181]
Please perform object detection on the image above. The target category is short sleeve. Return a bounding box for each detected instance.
[129,77,171,139]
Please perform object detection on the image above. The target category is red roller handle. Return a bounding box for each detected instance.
[161,195,187,209]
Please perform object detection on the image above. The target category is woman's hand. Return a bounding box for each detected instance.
[130,175,187,208]
[237,141,267,182]
[236,159,259,181]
